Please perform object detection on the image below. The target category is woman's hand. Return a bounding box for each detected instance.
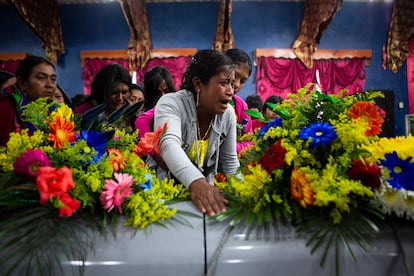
[189,178,228,216]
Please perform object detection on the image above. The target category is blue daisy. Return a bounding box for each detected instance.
[299,122,337,149]
[258,117,283,138]
[139,174,153,192]
[380,151,414,191]
[81,129,114,162]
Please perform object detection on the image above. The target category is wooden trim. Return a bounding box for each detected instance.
[254,48,372,66]
[80,48,197,66]
[0,52,30,61]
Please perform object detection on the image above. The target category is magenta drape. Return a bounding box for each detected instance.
[135,56,191,91]
[81,56,190,94]
[408,39,414,114]
[0,60,21,73]
[256,57,365,102]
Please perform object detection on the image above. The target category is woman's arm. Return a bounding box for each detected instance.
[154,95,204,189]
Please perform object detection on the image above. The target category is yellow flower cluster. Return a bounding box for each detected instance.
[0,130,44,170]
[363,135,414,220]
[310,162,373,223]
[125,178,188,229]
[364,135,414,162]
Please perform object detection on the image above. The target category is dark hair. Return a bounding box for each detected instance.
[90,63,131,105]
[57,84,73,108]
[15,55,55,82]
[263,95,283,113]
[181,49,234,94]
[130,83,145,93]
[224,48,252,76]
[143,66,175,110]
[0,70,14,86]
[246,94,263,110]
[71,93,88,107]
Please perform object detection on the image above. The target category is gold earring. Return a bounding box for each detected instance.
[196,91,200,107]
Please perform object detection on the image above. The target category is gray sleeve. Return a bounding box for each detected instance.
[154,95,204,189]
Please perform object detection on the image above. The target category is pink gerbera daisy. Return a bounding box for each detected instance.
[13,149,51,181]
[100,173,134,214]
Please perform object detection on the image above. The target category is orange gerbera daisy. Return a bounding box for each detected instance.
[348,101,385,136]
[290,168,314,208]
[133,123,167,157]
[107,148,126,172]
[48,115,76,148]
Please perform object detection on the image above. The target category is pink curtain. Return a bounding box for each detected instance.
[134,56,191,90]
[0,60,21,73]
[81,56,191,94]
[408,39,414,114]
[256,57,365,102]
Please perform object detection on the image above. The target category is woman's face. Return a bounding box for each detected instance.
[128,88,145,106]
[233,62,250,94]
[265,108,277,121]
[53,89,64,104]
[157,80,170,96]
[198,66,235,115]
[18,63,57,102]
[108,82,130,113]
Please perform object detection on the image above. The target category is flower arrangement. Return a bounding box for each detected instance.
[0,98,189,275]
[364,135,414,220]
[215,84,389,273]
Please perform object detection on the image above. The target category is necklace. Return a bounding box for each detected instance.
[197,119,213,140]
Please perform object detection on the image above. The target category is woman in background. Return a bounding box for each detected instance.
[134,66,175,139]
[154,49,239,216]
[53,84,73,107]
[245,94,264,130]
[224,48,253,135]
[262,95,283,121]
[74,63,131,115]
[0,55,57,146]
[128,83,145,107]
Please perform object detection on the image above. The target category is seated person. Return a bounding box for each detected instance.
[81,63,136,133]
[246,94,263,112]
[74,64,131,116]
[250,95,284,130]
[53,84,73,107]
[245,94,264,130]
[0,55,57,146]
[134,66,175,139]
[263,95,283,121]
[127,83,146,128]
[153,49,240,216]
[224,48,253,136]
[128,83,145,107]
